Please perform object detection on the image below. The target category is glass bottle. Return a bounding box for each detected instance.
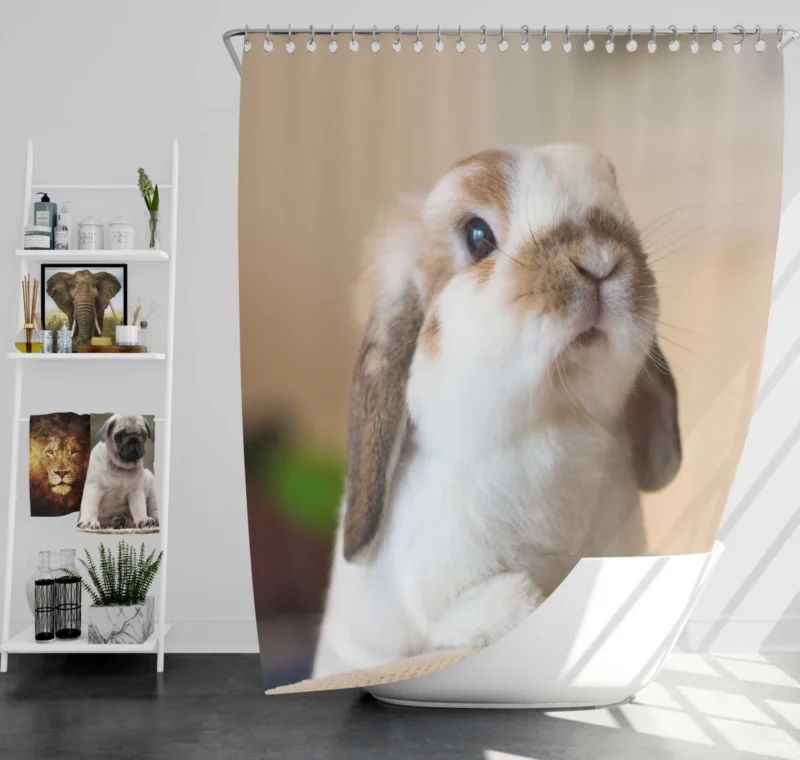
[138,320,149,351]
[146,210,160,250]
[14,326,44,354]
[55,548,82,639]
[34,551,55,643]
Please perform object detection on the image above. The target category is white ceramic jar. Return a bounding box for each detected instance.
[109,215,135,250]
[78,216,104,250]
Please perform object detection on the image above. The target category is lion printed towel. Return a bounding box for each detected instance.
[29,413,91,517]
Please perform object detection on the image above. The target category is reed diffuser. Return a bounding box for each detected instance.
[15,274,43,353]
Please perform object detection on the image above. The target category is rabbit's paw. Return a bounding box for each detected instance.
[427,572,544,650]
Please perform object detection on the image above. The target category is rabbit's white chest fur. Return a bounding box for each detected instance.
[314,419,640,677]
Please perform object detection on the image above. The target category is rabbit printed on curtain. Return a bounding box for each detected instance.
[238,33,783,690]
[313,144,681,676]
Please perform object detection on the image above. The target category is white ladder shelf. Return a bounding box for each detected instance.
[0,139,179,673]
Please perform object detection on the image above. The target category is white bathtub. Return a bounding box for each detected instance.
[367,542,723,708]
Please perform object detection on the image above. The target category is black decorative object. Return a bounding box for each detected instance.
[55,549,81,639]
[34,551,55,643]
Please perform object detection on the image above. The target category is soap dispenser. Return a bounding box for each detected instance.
[33,192,58,248]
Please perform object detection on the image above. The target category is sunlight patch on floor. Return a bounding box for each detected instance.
[678,685,775,724]
[764,699,800,731]
[713,658,800,688]
[706,718,800,760]
[489,655,800,760]
[660,653,722,677]
[634,681,682,709]
[617,703,715,745]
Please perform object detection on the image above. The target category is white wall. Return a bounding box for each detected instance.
[1,0,799,654]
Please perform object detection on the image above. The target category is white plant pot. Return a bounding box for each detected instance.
[87,597,155,645]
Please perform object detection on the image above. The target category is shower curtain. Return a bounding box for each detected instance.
[237,30,784,692]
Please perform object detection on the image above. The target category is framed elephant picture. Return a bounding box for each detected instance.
[40,264,127,346]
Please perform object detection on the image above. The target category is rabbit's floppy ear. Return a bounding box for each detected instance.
[343,286,424,563]
[625,342,682,492]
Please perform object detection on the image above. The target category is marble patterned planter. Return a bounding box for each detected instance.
[87,597,155,644]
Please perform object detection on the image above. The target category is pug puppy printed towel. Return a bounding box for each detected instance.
[76,413,159,533]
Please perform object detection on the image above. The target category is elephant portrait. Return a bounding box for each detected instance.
[45,269,123,346]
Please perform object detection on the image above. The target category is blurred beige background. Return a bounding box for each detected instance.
[239,34,783,558]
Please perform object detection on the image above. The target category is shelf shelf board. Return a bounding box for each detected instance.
[1,623,170,654]
[7,352,166,361]
[15,249,169,263]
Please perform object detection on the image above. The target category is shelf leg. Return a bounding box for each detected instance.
[155,138,179,677]
[1,361,24,676]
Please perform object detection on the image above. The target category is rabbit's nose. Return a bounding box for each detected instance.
[572,260,614,283]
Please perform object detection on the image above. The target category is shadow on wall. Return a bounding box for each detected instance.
[678,234,800,654]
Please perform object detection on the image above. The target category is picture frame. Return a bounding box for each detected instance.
[40,264,128,342]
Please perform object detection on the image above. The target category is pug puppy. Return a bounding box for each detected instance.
[77,414,159,530]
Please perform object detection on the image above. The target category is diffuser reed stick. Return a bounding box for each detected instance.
[21,273,39,353]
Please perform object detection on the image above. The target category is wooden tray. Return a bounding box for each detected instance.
[77,345,146,353]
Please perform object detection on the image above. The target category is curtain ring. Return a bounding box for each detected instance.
[605,25,615,53]
[350,24,359,52]
[755,25,766,52]
[436,24,444,52]
[456,25,466,53]
[307,25,317,53]
[479,25,487,53]
[263,24,274,52]
[542,25,552,52]
[648,25,657,53]
[584,26,595,52]
[328,25,338,53]
[393,25,402,52]
[711,25,723,51]
[243,25,251,53]
[521,25,530,52]
[563,25,572,52]
[778,24,784,51]
[732,25,744,53]
[690,25,699,54]
[414,25,423,53]
[499,25,509,52]
[626,25,638,52]
[371,25,380,53]
[668,24,680,52]
[286,24,295,53]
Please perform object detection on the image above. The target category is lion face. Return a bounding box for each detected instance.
[29,413,91,517]
[43,436,81,494]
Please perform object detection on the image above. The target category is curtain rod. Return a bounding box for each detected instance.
[222,25,798,75]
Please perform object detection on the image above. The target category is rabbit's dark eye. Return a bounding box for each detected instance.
[464,217,497,261]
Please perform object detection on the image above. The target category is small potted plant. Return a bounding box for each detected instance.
[137,167,160,249]
[69,541,163,645]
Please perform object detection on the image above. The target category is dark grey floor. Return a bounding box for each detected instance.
[1,653,799,759]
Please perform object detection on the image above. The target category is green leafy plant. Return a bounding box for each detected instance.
[137,168,159,213]
[66,541,163,607]
[138,167,160,248]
